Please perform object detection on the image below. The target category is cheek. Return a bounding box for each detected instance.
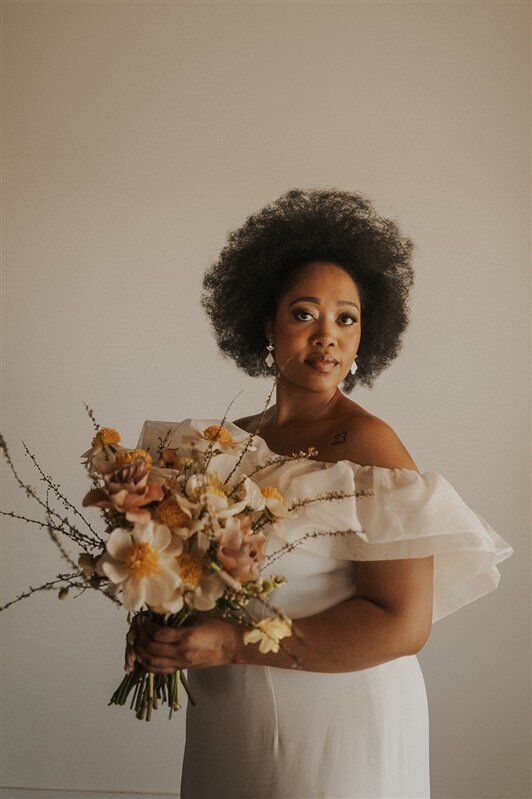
[274,319,303,345]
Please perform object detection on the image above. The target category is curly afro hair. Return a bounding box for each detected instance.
[201,188,414,391]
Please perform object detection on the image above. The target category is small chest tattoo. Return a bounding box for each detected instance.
[331,431,347,446]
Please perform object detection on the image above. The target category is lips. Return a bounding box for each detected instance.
[304,354,339,372]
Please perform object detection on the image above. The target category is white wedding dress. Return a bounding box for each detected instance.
[137,418,513,799]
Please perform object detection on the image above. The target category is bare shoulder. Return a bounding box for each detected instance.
[339,413,420,473]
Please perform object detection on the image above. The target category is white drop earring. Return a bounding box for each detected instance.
[350,357,358,375]
[265,341,275,368]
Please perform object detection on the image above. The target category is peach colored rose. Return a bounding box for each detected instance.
[216,516,266,584]
[82,457,163,523]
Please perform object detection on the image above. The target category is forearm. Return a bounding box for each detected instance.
[232,597,422,673]
[129,594,428,675]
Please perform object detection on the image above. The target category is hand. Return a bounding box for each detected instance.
[125,614,240,675]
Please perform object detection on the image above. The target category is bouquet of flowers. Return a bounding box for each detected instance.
[1,401,369,721]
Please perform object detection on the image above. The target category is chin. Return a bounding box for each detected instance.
[281,369,341,394]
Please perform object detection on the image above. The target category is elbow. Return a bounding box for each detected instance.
[391,613,433,657]
[406,622,433,655]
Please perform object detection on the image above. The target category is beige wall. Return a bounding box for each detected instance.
[1,2,529,797]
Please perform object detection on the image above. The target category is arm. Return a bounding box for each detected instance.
[129,554,433,675]
[234,556,434,672]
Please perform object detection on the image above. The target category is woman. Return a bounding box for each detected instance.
[127,188,513,799]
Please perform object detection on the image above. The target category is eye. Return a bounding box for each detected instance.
[293,309,316,322]
[338,314,358,325]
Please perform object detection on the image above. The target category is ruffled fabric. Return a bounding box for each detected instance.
[137,418,513,624]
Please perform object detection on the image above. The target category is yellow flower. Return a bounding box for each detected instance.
[82,428,126,475]
[176,552,204,589]
[91,428,121,447]
[154,499,190,529]
[202,425,234,446]
[189,420,257,454]
[243,616,293,654]
[115,449,153,469]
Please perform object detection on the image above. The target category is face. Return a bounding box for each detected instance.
[265,261,362,393]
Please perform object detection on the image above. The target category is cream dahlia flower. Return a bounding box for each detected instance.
[234,475,266,512]
[96,520,183,612]
[184,473,247,519]
[184,572,226,611]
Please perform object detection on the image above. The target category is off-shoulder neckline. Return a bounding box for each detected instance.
[143,417,424,476]
[226,420,423,476]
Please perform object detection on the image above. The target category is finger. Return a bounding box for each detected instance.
[124,642,137,672]
[139,616,183,644]
[138,616,187,646]
[135,627,182,660]
[133,637,185,674]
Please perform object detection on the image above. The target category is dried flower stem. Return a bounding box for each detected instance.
[1,435,102,550]
[288,488,373,512]
[83,403,101,435]
[1,509,95,551]
[46,513,79,572]
[229,449,318,499]
[156,427,176,458]
[202,391,243,473]
[264,528,366,568]
[223,379,277,486]
[0,573,80,611]
[22,441,102,542]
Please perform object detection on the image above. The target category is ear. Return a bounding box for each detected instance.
[264,316,274,342]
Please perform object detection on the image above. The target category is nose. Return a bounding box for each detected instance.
[310,318,336,349]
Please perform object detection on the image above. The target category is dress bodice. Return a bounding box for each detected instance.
[138,418,513,624]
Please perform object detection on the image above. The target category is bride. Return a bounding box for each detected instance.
[126,188,512,799]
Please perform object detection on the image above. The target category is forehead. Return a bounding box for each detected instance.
[281,261,360,299]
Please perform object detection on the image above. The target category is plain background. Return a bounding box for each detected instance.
[1,2,530,798]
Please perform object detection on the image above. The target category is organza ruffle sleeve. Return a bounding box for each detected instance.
[136,418,513,624]
[340,464,513,623]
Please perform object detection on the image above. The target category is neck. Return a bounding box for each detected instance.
[267,375,342,427]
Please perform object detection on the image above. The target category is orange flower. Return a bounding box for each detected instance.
[91,428,121,447]
[115,449,153,470]
[154,499,190,530]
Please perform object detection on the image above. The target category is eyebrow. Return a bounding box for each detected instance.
[289,295,360,312]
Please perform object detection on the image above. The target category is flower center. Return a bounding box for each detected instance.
[115,449,153,469]
[155,499,189,529]
[189,473,228,500]
[92,427,121,447]
[262,486,284,502]
[177,552,204,588]
[202,425,234,445]
[124,542,159,578]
